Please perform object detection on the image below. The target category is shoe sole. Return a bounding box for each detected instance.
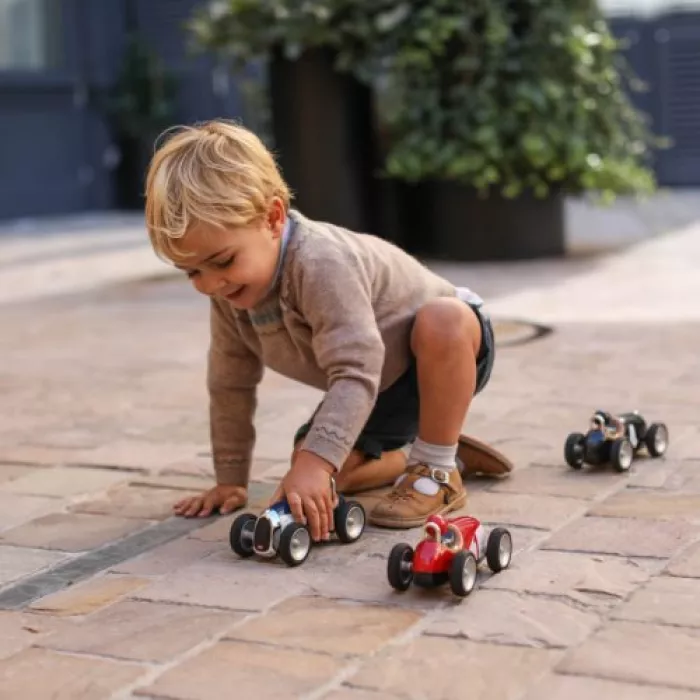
[457,435,514,477]
[368,490,468,529]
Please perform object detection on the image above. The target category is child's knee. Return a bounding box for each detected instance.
[411,298,481,358]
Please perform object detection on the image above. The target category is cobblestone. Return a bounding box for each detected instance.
[348,635,562,699]
[135,640,343,700]
[1,218,700,697]
[426,589,601,648]
[558,621,700,690]
[28,573,151,616]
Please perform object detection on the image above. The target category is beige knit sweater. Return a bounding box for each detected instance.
[208,210,474,487]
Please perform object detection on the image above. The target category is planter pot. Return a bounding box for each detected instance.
[403,182,566,261]
[268,47,380,234]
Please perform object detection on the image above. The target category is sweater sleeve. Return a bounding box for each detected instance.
[292,246,385,470]
[207,297,263,487]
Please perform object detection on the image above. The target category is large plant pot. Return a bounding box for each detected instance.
[268,47,380,234]
[404,182,565,261]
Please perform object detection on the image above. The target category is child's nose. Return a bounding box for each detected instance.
[199,271,227,296]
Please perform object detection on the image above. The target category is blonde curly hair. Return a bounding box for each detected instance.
[145,120,291,263]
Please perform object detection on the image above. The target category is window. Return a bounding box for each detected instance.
[0,0,62,70]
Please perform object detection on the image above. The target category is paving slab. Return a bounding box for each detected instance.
[134,639,344,700]
[0,610,65,660]
[347,635,562,699]
[522,674,700,700]
[480,550,662,608]
[0,465,129,498]
[0,512,151,552]
[37,599,244,662]
[425,589,601,648]
[28,573,151,616]
[610,575,700,628]
[558,620,700,691]
[1,216,700,699]
[0,545,69,587]
[666,540,700,578]
[541,515,698,559]
[225,595,423,656]
[0,647,146,699]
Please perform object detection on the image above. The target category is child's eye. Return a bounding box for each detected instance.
[212,256,234,269]
[185,269,199,279]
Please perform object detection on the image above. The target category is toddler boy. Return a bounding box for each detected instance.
[144,120,510,542]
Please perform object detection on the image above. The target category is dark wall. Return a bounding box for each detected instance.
[610,12,700,186]
[0,0,243,221]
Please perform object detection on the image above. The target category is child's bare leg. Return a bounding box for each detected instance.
[334,448,407,494]
[370,298,481,528]
[292,441,406,495]
[415,298,480,443]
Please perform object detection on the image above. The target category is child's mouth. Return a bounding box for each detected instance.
[224,286,245,300]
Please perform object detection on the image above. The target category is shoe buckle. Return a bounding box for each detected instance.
[430,468,450,485]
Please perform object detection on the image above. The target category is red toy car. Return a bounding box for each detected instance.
[387,514,513,597]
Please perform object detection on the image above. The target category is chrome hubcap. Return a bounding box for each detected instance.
[290,529,311,561]
[498,534,513,568]
[654,426,668,453]
[620,442,633,466]
[344,505,365,540]
[462,556,477,591]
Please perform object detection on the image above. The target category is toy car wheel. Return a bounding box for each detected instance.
[486,528,513,573]
[645,423,669,458]
[229,513,257,558]
[449,550,478,597]
[334,498,366,544]
[611,438,634,472]
[565,433,585,469]
[278,523,312,567]
[387,543,414,592]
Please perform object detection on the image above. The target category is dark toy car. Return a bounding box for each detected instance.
[565,410,669,472]
[229,489,366,567]
[387,514,513,597]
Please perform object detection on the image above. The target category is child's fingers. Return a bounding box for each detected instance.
[198,492,220,517]
[303,497,322,542]
[323,490,335,539]
[173,497,195,515]
[314,495,331,541]
[182,497,204,518]
[220,493,245,515]
[287,492,307,527]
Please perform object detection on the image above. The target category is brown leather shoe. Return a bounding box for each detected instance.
[369,463,467,529]
[457,434,514,478]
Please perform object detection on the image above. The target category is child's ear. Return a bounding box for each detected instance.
[267,197,285,238]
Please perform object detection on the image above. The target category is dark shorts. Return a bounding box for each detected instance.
[294,302,496,460]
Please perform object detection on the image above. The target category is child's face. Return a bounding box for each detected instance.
[174,200,285,310]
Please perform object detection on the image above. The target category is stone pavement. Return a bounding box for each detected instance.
[0,212,700,698]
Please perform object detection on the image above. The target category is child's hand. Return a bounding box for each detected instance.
[174,485,247,518]
[271,451,336,542]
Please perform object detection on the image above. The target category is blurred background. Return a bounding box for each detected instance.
[0,0,699,261]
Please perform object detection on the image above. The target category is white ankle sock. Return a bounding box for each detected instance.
[408,438,458,469]
[401,438,459,495]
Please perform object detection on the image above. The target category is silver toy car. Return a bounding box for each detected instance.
[229,486,366,567]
